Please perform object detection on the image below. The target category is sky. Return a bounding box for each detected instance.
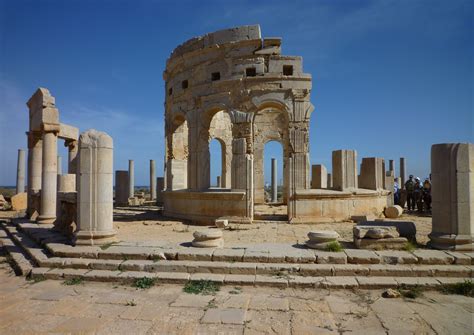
[0,0,472,187]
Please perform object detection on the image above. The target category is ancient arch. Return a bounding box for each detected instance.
[166,113,188,190]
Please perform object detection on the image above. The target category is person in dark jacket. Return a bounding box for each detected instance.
[405,175,416,211]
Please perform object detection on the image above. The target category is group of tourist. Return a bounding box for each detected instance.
[394,174,432,213]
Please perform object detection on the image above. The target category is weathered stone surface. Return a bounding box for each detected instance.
[11,192,27,211]
[192,229,224,248]
[314,251,347,264]
[384,205,403,218]
[353,226,399,239]
[375,250,418,264]
[354,237,408,250]
[413,250,455,264]
[201,308,247,325]
[345,249,380,264]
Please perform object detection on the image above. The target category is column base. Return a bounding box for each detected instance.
[73,229,117,246]
[37,215,56,224]
[428,232,474,251]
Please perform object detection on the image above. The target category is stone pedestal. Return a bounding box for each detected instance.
[192,229,224,248]
[38,131,58,224]
[271,158,277,202]
[353,225,407,250]
[74,130,116,246]
[311,164,327,189]
[332,150,358,191]
[115,170,129,206]
[429,143,473,250]
[389,160,395,174]
[306,231,340,250]
[16,149,26,194]
[359,157,385,190]
[150,160,156,200]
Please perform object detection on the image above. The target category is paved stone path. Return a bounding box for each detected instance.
[0,258,472,334]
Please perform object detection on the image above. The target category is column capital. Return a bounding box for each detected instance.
[64,139,78,150]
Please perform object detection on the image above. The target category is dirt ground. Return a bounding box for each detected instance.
[112,205,432,248]
[0,205,432,248]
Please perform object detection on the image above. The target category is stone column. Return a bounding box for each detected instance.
[115,170,129,206]
[216,176,221,188]
[150,160,156,200]
[429,143,473,250]
[128,160,134,198]
[74,129,116,246]
[271,158,277,202]
[332,150,358,191]
[311,164,327,189]
[38,131,58,224]
[27,132,42,217]
[389,160,395,174]
[16,149,26,194]
[55,174,77,234]
[66,140,78,174]
[400,157,406,188]
[57,155,62,175]
[327,173,333,188]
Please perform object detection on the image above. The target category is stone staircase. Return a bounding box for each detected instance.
[0,218,472,289]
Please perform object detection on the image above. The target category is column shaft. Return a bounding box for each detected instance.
[128,160,134,198]
[38,131,57,223]
[271,158,277,202]
[150,160,156,199]
[16,149,26,194]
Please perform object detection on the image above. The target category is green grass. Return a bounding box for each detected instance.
[132,277,156,289]
[399,285,423,299]
[402,241,418,252]
[325,241,344,252]
[183,280,221,295]
[229,287,242,295]
[63,277,83,286]
[99,242,115,250]
[440,280,474,297]
[126,300,137,306]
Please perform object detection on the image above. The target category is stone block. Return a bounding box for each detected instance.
[361,221,417,241]
[375,250,418,264]
[345,249,380,264]
[354,237,408,250]
[11,192,27,211]
[368,264,413,277]
[224,274,256,285]
[254,275,288,288]
[322,276,358,289]
[314,251,347,264]
[332,150,358,190]
[332,264,369,276]
[299,264,333,276]
[353,226,399,239]
[413,250,455,264]
[384,205,403,218]
[395,277,440,287]
[356,276,398,289]
[212,248,244,262]
[201,308,247,325]
[311,164,327,189]
[359,157,385,190]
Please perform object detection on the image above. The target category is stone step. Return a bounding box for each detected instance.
[40,257,473,278]
[4,219,474,268]
[0,225,35,276]
[29,267,472,289]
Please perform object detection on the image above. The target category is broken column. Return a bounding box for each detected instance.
[150,160,156,200]
[332,150,358,191]
[16,149,26,194]
[66,140,78,174]
[26,132,42,218]
[128,159,134,198]
[311,164,327,189]
[271,158,277,202]
[429,143,473,250]
[74,129,116,246]
[359,157,385,190]
[115,170,129,206]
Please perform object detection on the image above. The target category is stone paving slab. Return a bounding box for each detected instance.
[413,250,455,264]
[201,308,247,325]
[345,249,381,264]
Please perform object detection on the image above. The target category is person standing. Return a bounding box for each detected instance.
[405,175,416,211]
[394,178,400,205]
[414,177,423,212]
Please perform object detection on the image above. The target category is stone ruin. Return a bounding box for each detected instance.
[161,25,391,224]
[8,25,472,251]
[22,88,116,245]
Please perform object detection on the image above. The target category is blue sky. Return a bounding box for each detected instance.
[0,0,472,186]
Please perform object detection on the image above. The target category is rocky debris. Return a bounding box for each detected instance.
[382,288,401,298]
[11,192,27,211]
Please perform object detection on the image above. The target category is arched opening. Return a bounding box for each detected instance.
[263,140,283,203]
[208,110,232,189]
[209,138,224,187]
[166,114,188,190]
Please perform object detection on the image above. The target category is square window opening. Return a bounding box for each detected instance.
[246,67,257,77]
[211,72,221,81]
[283,65,293,76]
